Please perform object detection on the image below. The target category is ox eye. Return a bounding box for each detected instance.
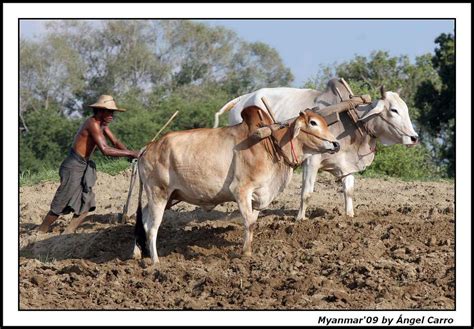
[310,120,318,126]
[391,108,399,114]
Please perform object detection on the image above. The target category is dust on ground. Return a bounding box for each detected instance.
[19,170,455,310]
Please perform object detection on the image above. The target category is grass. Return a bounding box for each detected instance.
[20,159,453,187]
[20,168,60,186]
[20,159,132,187]
[38,251,56,264]
[96,159,131,176]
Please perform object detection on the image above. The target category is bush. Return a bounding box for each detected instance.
[361,142,443,180]
[148,84,232,131]
[20,107,81,174]
[96,158,131,176]
[110,85,232,150]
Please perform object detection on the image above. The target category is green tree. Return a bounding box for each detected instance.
[159,20,293,93]
[20,107,81,173]
[21,20,293,117]
[160,21,239,88]
[19,35,87,117]
[415,33,455,177]
[41,20,170,114]
[225,41,294,94]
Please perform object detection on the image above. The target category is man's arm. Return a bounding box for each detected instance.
[89,121,139,158]
[103,126,128,150]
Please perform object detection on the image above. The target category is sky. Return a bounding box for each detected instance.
[20,19,454,87]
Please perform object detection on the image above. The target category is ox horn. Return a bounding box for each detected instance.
[380,85,386,100]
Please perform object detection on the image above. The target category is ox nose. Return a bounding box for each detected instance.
[410,136,419,144]
[330,141,340,154]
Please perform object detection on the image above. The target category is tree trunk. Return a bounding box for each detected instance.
[19,110,29,133]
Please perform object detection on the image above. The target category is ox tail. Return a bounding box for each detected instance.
[134,157,148,257]
[213,95,246,128]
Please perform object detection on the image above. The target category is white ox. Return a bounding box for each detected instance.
[134,107,339,264]
[213,78,419,219]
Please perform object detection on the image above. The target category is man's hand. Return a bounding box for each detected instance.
[128,150,140,162]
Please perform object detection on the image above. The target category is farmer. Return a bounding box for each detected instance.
[37,95,140,234]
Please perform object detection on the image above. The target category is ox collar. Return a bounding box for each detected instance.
[271,123,339,169]
[271,135,301,169]
[361,120,378,139]
[266,124,302,169]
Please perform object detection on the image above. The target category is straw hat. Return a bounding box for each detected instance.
[89,95,126,112]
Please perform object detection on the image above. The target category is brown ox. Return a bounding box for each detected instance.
[134,107,339,264]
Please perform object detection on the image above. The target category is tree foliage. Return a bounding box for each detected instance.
[362,143,441,179]
[20,107,81,173]
[415,33,455,177]
[20,20,293,117]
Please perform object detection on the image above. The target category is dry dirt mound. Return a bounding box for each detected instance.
[19,171,454,309]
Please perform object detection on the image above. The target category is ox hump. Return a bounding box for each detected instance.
[241,106,273,132]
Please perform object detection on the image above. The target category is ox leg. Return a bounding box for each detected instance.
[342,174,355,217]
[297,157,318,220]
[143,196,167,264]
[237,194,259,257]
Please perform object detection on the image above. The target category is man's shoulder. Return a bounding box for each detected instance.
[84,116,100,128]
[78,117,101,136]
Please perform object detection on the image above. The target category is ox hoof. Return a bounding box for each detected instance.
[118,213,129,224]
[295,215,307,221]
[242,250,253,258]
[346,213,355,218]
[139,259,160,274]
[131,244,142,260]
[139,258,159,268]
[62,227,76,235]
[37,227,50,234]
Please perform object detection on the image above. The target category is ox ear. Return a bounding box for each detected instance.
[359,100,386,121]
[292,112,306,139]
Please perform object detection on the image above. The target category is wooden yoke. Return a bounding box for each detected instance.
[315,94,372,137]
[252,97,283,140]
[253,124,282,139]
[252,95,372,141]
[314,95,371,117]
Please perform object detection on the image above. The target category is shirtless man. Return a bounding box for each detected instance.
[37,95,140,234]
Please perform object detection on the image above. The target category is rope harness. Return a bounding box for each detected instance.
[265,122,337,169]
[290,140,298,165]
[378,113,416,138]
[325,82,378,182]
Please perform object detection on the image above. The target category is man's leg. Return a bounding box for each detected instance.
[63,212,89,234]
[37,211,60,233]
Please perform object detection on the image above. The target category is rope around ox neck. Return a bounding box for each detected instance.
[270,124,337,169]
